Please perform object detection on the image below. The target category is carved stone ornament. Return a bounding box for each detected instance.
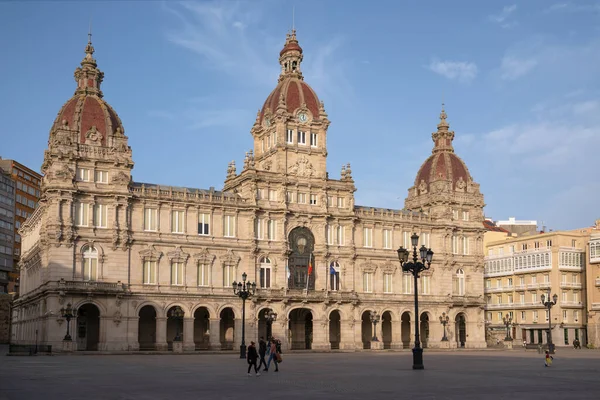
[113,310,123,326]
[418,179,428,194]
[139,245,163,262]
[111,171,130,185]
[51,129,73,147]
[221,249,240,267]
[85,125,104,145]
[288,156,315,178]
[54,165,75,182]
[167,246,190,263]
[262,160,272,171]
[456,176,466,191]
[193,248,215,265]
[361,263,377,273]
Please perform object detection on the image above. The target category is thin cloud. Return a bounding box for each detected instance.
[489,5,518,28]
[427,60,478,83]
[500,56,538,80]
[544,2,600,13]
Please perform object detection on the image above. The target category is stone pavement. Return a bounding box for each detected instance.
[1,349,599,400]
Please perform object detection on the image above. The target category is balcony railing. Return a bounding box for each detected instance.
[560,282,583,289]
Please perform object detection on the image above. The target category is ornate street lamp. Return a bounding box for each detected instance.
[59,303,77,341]
[439,312,449,342]
[370,311,380,342]
[502,313,513,341]
[233,272,256,359]
[168,306,185,342]
[398,233,434,370]
[265,309,278,340]
[541,293,558,354]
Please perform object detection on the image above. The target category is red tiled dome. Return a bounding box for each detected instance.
[414,152,471,190]
[259,78,320,123]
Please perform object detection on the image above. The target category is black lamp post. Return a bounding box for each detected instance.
[439,312,449,342]
[398,233,434,370]
[233,272,256,359]
[60,303,77,341]
[169,306,185,342]
[265,309,277,340]
[503,313,513,341]
[541,293,558,354]
[370,311,380,342]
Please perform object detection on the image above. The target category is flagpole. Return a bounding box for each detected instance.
[305,253,310,291]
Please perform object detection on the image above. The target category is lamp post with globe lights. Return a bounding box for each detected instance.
[370,311,380,342]
[439,312,449,342]
[265,309,278,340]
[541,293,558,354]
[397,233,434,370]
[233,272,256,359]
[503,313,513,341]
[60,303,77,341]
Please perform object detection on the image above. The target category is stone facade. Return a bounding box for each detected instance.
[11,31,487,352]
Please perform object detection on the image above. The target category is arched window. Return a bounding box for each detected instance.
[259,257,271,288]
[329,262,340,291]
[455,269,465,296]
[83,245,98,281]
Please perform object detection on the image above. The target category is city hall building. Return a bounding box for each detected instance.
[12,31,487,352]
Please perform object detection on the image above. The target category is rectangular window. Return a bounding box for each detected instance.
[310,132,318,147]
[403,273,413,294]
[256,188,265,200]
[563,310,568,321]
[522,244,528,250]
[520,293,525,304]
[74,202,89,226]
[268,189,277,202]
[337,197,345,208]
[330,268,340,291]
[297,131,306,145]
[144,208,158,231]
[383,229,392,249]
[326,224,334,245]
[520,276,525,285]
[420,232,430,248]
[327,196,334,207]
[452,236,458,254]
[452,210,459,220]
[95,170,108,183]
[223,265,234,287]
[286,129,294,144]
[309,194,317,205]
[171,262,184,285]
[545,310,550,322]
[403,231,410,247]
[508,278,513,287]
[574,311,579,322]
[532,293,537,303]
[83,257,98,281]
[535,241,540,249]
[485,279,491,288]
[531,275,537,284]
[93,204,108,228]
[562,274,567,283]
[572,239,576,247]
[298,193,307,204]
[497,312,503,321]
[336,225,344,246]
[171,210,185,233]
[383,273,392,293]
[363,227,373,247]
[463,236,469,255]
[421,275,430,295]
[198,213,210,235]
[562,292,567,302]
[260,266,271,288]
[363,272,373,293]
[533,311,538,321]
[255,218,264,239]
[76,168,91,182]
[267,219,276,240]
[198,263,209,286]
[521,311,526,321]
[509,245,515,254]
[266,135,272,149]
[546,240,552,247]
[143,261,157,284]
[462,211,469,221]
[544,274,549,283]
[508,294,513,304]
[223,215,236,238]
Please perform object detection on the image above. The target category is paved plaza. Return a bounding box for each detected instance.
[1,348,600,400]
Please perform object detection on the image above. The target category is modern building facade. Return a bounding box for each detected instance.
[12,31,487,352]
[496,217,538,237]
[0,158,42,293]
[0,170,15,293]
[484,230,588,347]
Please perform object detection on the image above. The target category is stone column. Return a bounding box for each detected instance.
[312,318,330,350]
[339,318,356,350]
[155,317,168,351]
[208,318,221,350]
[391,319,403,349]
[271,316,288,351]
[183,317,195,352]
[234,317,243,352]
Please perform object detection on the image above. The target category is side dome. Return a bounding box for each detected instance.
[414,106,472,191]
[259,30,320,123]
[49,35,124,146]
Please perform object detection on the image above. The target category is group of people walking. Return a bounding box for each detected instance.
[247,337,282,376]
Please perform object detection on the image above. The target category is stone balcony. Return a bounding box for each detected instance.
[560,282,583,289]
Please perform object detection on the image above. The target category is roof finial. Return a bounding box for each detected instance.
[88,17,92,45]
[292,5,295,31]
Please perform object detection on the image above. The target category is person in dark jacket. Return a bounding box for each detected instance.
[247,341,260,376]
[258,337,268,371]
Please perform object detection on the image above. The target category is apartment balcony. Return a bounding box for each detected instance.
[514,284,527,291]
[485,286,510,293]
[485,303,514,310]
[559,282,583,289]
[560,301,583,308]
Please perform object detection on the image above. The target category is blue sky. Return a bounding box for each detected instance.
[0,1,598,230]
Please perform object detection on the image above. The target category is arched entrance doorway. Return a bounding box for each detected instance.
[289,308,313,349]
[401,312,411,349]
[361,311,372,349]
[166,306,184,351]
[382,311,393,349]
[193,307,210,350]
[456,313,467,348]
[329,310,341,350]
[76,303,100,351]
[220,308,235,350]
[138,305,157,350]
[420,313,430,348]
[287,227,316,290]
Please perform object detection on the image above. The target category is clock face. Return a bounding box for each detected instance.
[298,113,308,123]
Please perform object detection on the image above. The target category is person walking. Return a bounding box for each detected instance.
[247,341,260,376]
[266,338,279,372]
[258,336,268,371]
[544,350,553,367]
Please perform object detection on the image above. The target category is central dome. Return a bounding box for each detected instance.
[259,30,320,123]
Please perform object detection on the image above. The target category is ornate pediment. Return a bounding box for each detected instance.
[111,171,130,185]
[53,164,75,182]
[220,249,240,266]
[381,263,397,274]
[167,246,190,263]
[360,263,377,273]
[193,248,215,265]
[139,245,162,261]
[288,156,315,178]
